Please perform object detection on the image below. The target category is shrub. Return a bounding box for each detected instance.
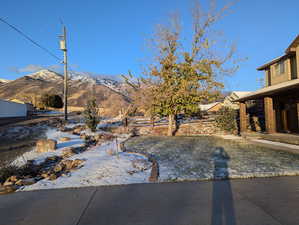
[41,94,63,109]
[215,107,238,133]
[0,165,19,184]
[83,98,100,132]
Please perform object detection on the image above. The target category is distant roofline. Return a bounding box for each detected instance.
[199,102,222,111]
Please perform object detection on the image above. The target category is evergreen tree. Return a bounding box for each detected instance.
[83,98,100,132]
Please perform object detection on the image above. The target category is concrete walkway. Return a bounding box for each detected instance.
[0,176,299,225]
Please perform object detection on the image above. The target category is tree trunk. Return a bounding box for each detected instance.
[174,114,179,133]
[150,116,155,128]
[123,117,128,127]
[167,114,175,136]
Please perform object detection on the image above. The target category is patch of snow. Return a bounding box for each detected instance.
[27,70,63,82]
[64,122,85,129]
[11,129,84,167]
[251,139,299,150]
[20,138,150,191]
[11,125,151,191]
[38,110,62,115]
[25,69,127,95]
[0,78,10,83]
[214,134,243,140]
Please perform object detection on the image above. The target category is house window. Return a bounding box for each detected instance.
[275,60,285,75]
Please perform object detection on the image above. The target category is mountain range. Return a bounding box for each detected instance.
[0,70,130,114]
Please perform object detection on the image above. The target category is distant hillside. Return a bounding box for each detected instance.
[0,70,130,115]
[0,78,11,86]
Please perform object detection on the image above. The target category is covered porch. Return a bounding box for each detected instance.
[235,79,299,134]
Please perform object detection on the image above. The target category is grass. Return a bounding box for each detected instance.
[125,136,299,181]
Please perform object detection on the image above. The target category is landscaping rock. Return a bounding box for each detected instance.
[59,137,71,142]
[62,148,76,158]
[0,185,17,194]
[48,174,57,180]
[73,127,84,135]
[15,178,36,186]
[94,134,102,142]
[44,155,61,163]
[53,164,64,173]
[36,139,57,153]
[3,180,14,186]
[41,173,49,179]
[71,159,85,168]
[61,160,73,170]
[6,176,18,183]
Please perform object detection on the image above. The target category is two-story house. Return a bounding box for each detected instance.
[235,35,299,134]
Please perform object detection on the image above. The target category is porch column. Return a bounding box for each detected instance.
[239,101,247,133]
[264,96,276,133]
[296,46,299,77]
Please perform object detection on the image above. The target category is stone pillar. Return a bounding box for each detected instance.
[239,102,247,133]
[264,97,276,133]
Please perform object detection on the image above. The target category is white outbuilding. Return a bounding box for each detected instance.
[0,99,27,118]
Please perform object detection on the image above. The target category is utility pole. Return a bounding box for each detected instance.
[59,26,68,121]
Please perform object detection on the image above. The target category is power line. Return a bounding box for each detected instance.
[0,17,61,61]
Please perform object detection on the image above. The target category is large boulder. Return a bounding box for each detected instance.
[36,139,57,153]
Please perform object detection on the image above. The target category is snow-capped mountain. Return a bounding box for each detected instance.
[0,69,130,112]
[27,69,63,82]
[26,69,126,95]
[0,78,11,84]
[68,71,125,94]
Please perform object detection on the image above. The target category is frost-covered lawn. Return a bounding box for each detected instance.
[11,123,151,191]
[125,136,299,181]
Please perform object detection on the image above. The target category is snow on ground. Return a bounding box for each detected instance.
[64,122,85,129]
[21,142,151,191]
[38,110,63,115]
[11,129,85,167]
[252,139,299,150]
[11,123,151,191]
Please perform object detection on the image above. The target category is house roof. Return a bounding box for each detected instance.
[233,78,299,102]
[199,102,222,111]
[225,91,251,102]
[257,35,299,71]
[0,98,26,106]
[257,54,290,71]
[285,35,299,53]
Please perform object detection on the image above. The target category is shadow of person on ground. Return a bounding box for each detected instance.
[211,147,236,225]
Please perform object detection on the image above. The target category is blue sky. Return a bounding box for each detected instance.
[1,0,298,91]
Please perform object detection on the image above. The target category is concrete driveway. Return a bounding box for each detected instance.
[0,176,299,225]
